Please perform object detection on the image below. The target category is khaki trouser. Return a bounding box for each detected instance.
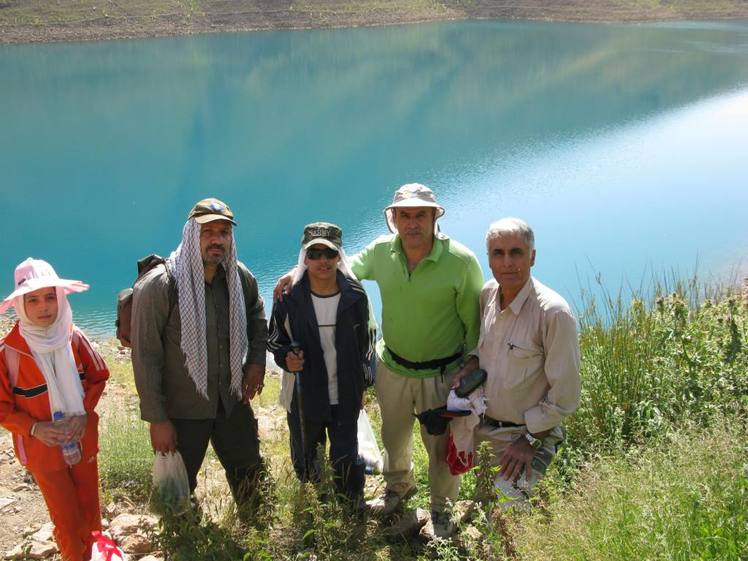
[475,424,564,505]
[375,361,459,512]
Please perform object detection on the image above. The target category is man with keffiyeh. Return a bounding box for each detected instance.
[131,198,268,513]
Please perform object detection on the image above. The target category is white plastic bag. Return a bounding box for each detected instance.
[357,409,384,474]
[149,451,191,515]
[90,531,128,561]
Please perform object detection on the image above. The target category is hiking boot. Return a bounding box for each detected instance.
[430,510,455,539]
[366,486,417,517]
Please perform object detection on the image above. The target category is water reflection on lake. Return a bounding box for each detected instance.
[1,20,747,337]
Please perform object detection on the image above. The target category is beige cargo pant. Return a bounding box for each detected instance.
[374,361,459,513]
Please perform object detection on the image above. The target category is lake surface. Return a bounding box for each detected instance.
[1,20,747,338]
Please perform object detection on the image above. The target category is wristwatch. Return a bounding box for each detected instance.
[524,432,543,451]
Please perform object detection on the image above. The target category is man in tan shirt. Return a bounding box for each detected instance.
[455,217,580,505]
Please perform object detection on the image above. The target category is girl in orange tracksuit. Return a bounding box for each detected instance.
[0,258,109,561]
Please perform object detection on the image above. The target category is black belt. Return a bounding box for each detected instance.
[386,347,462,372]
[481,415,523,429]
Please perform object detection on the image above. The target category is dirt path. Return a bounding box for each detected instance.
[2,0,748,45]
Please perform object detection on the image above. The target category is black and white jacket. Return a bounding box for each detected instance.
[267,270,374,424]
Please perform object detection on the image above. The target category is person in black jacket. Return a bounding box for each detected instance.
[267,222,374,506]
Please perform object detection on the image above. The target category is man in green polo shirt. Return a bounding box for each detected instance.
[276,184,483,537]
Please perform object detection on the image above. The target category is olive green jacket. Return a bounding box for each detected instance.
[131,263,267,422]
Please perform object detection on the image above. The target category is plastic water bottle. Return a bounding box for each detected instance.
[52,411,81,466]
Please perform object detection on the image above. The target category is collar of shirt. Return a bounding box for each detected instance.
[390,234,445,264]
[205,263,226,285]
[494,276,534,316]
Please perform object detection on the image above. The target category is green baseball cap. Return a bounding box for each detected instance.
[188,197,236,225]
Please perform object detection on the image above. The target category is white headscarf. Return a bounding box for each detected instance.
[168,219,248,399]
[16,288,85,417]
[292,243,378,358]
[290,246,357,285]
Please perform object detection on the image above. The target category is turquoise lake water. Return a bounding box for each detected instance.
[1,20,747,337]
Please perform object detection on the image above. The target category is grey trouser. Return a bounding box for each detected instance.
[375,361,459,513]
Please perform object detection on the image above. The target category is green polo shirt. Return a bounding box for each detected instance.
[350,234,483,378]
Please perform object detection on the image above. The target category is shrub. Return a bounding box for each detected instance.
[564,280,748,477]
[98,407,152,501]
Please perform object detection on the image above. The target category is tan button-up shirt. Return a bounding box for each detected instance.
[478,276,580,434]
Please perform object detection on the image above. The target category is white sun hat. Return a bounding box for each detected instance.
[384,183,445,233]
[0,258,89,314]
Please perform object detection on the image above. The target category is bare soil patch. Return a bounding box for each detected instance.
[1,0,748,45]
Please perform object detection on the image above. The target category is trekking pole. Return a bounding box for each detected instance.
[290,341,309,481]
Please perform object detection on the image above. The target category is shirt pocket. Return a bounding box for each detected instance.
[503,343,544,391]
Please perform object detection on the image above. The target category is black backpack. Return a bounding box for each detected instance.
[115,255,175,348]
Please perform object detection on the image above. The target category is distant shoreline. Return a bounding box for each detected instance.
[2,1,748,45]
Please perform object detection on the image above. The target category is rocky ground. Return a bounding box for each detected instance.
[2,0,748,45]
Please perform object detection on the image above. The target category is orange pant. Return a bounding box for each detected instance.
[32,456,102,561]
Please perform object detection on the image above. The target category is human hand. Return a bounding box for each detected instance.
[150,421,177,453]
[242,363,265,402]
[285,349,304,373]
[498,436,536,482]
[63,414,87,443]
[273,269,296,302]
[450,356,479,390]
[32,421,68,448]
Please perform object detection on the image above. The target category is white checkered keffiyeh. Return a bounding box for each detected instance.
[168,219,248,399]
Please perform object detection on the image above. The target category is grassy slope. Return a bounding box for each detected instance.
[512,420,748,561]
[2,0,748,44]
[2,280,746,559]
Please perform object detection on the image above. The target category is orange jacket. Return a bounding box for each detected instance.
[0,322,109,472]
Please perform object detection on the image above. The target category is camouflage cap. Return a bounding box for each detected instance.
[188,197,236,225]
[302,222,343,251]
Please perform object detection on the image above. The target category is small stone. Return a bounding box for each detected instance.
[104,502,118,518]
[138,556,164,561]
[0,497,16,510]
[23,541,57,559]
[453,499,477,524]
[381,507,429,537]
[4,543,24,560]
[31,523,54,543]
[11,483,30,492]
[120,533,152,554]
[461,525,482,542]
[109,513,158,540]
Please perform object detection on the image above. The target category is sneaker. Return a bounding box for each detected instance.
[366,486,417,517]
[430,510,455,538]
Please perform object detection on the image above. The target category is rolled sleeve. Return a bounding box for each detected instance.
[348,242,375,281]
[524,309,581,433]
[131,269,171,423]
